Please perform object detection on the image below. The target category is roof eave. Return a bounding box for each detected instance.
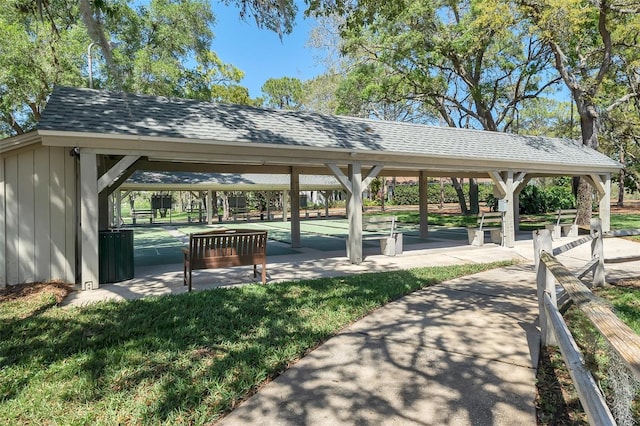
[0,131,42,155]
[37,130,622,176]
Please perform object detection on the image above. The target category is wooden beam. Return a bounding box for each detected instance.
[488,171,507,198]
[326,163,353,195]
[97,155,140,193]
[362,165,384,188]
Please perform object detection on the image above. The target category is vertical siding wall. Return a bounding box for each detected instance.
[1,145,76,287]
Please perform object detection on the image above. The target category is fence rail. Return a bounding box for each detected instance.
[534,220,640,425]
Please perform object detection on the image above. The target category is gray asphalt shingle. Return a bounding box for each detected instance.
[38,86,620,169]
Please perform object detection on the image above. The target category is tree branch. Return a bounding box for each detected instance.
[2,112,25,135]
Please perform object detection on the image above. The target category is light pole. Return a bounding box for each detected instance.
[87,42,97,89]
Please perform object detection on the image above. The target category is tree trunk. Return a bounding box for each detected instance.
[451,177,469,214]
[617,148,625,207]
[469,178,479,215]
[575,103,599,226]
[221,192,230,220]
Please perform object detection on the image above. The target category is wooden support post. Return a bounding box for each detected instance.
[348,162,363,264]
[0,155,5,288]
[327,162,381,264]
[323,191,330,219]
[206,190,213,225]
[212,191,217,222]
[590,218,606,287]
[489,171,527,247]
[291,168,301,248]
[282,190,288,222]
[80,150,99,290]
[534,229,557,346]
[116,190,122,227]
[589,174,611,232]
[419,171,428,239]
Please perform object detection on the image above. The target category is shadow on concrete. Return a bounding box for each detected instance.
[219,265,541,426]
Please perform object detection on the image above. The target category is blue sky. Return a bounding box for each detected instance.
[211,3,324,98]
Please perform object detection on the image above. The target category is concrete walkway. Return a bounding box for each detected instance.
[218,263,540,425]
[61,233,640,425]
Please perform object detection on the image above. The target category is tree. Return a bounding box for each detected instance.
[514,97,577,138]
[78,0,297,92]
[302,72,343,114]
[261,77,305,109]
[0,0,87,136]
[2,0,300,137]
[519,0,640,223]
[308,0,560,213]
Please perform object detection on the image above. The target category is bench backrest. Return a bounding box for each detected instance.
[363,216,397,237]
[188,229,267,260]
[478,212,503,230]
[555,209,578,226]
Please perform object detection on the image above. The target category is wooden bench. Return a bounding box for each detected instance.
[182,229,268,291]
[131,209,153,225]
[231,207,251,221]
[347,215,403,256]
[545,209,578,239]
[467,212,503,246]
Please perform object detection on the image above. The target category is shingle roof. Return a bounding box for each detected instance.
[37,86,620,170]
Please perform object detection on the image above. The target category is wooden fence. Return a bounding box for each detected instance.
[534,219,640,425]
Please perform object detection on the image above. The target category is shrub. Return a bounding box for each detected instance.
[392,184,420,205]
[390,181,493,206]
[519,185,548,214]
[518,184,575,214]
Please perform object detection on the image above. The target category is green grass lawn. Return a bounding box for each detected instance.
[0,261,513,425]
[394,211,640,235]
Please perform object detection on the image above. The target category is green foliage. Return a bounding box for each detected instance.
[261,77,305,109]
[310,0,557,131]
[0,0,87,135]
[1,0,282,136]
[391,182,492,206]
[516,184,575,214]
[391,184,419,205]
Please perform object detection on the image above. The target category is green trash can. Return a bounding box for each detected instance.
[99,230,134,283]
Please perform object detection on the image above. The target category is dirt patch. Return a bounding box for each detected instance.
[0,281,74,304]
[611,278,640,289]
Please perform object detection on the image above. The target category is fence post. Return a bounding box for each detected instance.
[534,229,557,346]
[590,218,606,287]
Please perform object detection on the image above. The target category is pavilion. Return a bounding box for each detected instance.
[0,86,621,289]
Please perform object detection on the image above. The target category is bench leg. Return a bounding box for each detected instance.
[545,225,561,240]
[564,224,578,237]
[467,229,484,246]
[261,261,267,284]
[183,262,187,286]
[489,229,502,244]
[380,234,403,256]
[253,264,257,279]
